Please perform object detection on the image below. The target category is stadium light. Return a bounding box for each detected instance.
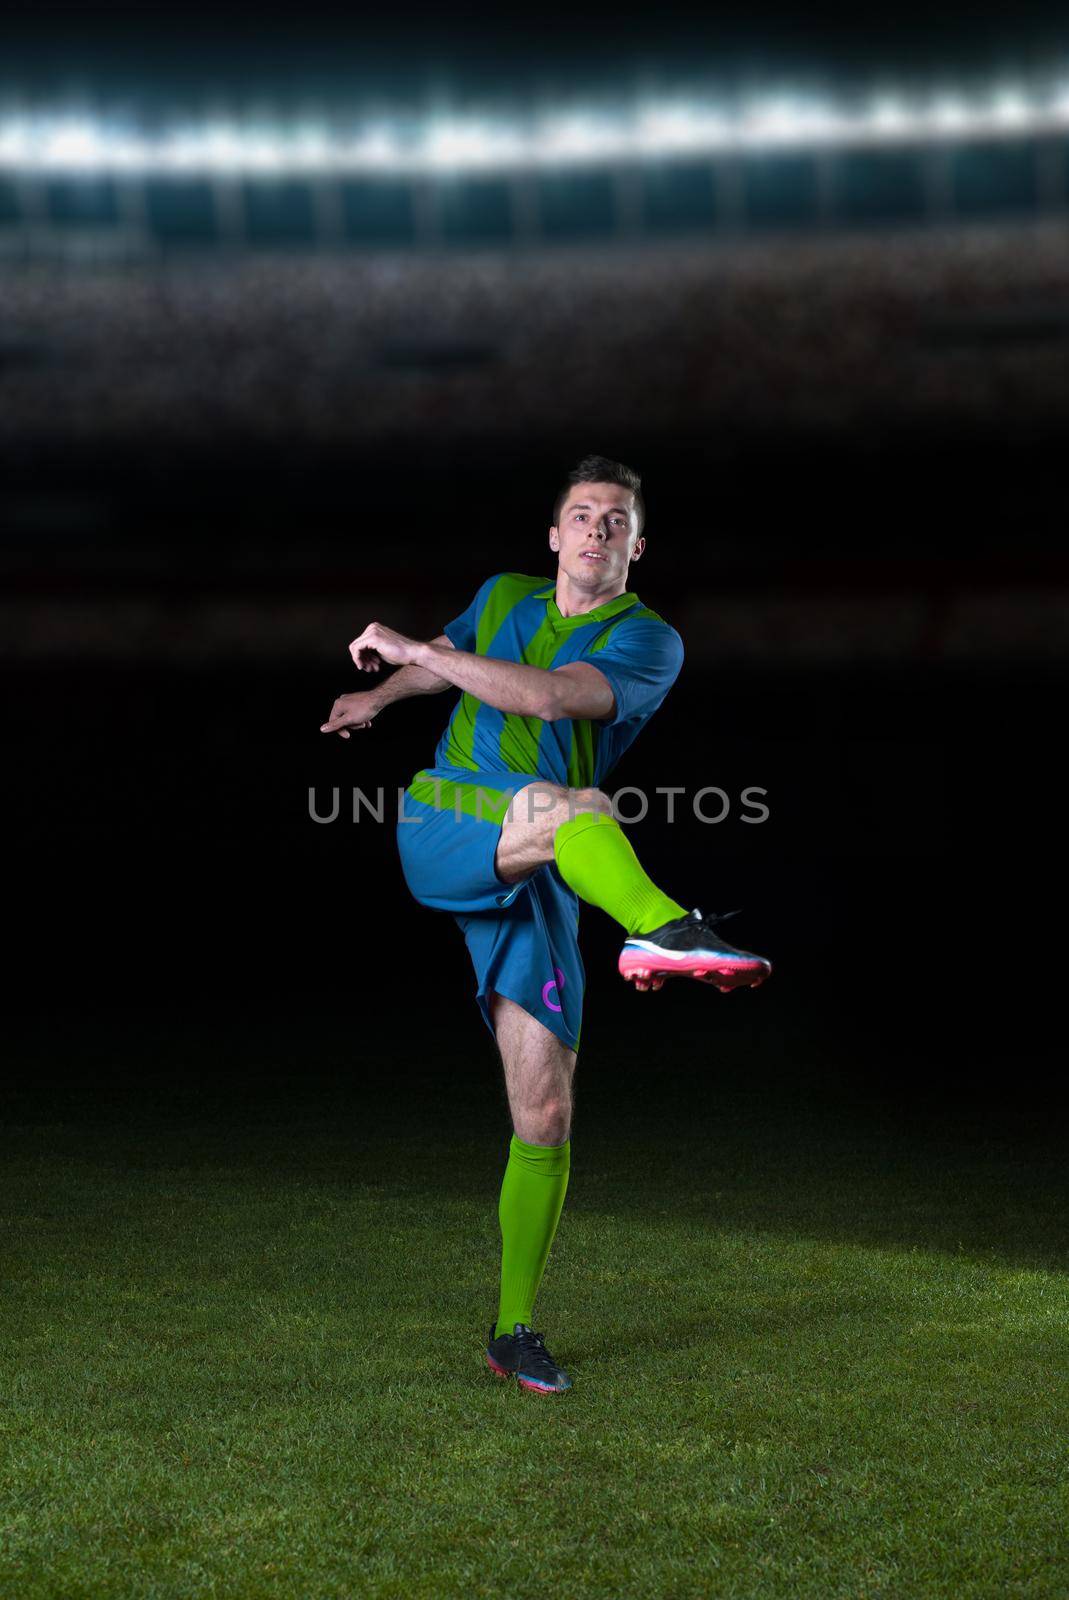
[740,97,841,148]
[866,97,911,138]
[634,104,732,156]
[991,88,1030,128]
[422,119,527,171]
[1,76,1068,178]
[930,95,970,133]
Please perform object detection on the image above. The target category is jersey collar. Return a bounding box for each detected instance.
[535,582,640,631]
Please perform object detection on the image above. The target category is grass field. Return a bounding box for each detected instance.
[3,1004,1067,1599]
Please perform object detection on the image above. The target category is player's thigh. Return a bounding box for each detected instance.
[489,990,576,1107]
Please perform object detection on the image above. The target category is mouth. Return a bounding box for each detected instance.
[580,550,608,562]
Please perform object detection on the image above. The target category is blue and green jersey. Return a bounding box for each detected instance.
[419,571,683,793]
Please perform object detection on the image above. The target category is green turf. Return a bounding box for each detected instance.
[2,1012,1068,1598]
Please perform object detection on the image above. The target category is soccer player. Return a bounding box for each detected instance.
[320,455,771,1395]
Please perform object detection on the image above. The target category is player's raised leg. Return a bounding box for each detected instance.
[485,991,574,1394]
[496,782,772,993]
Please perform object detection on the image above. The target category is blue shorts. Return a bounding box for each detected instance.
[396,767,584,1053]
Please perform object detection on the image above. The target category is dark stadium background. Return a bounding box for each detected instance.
[4,4,1066,1121]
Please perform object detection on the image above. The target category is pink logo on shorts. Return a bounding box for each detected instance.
[542,966,565,1013]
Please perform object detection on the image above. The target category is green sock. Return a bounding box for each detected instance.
[495,1133,570,1341]
[552,811,688,937]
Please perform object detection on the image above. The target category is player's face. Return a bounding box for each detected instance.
[549,482,644,589]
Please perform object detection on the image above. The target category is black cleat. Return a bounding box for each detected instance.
[619,907,772,993]
[486,1322,572,1394]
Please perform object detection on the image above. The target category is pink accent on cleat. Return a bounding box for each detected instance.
[619,946,771,990]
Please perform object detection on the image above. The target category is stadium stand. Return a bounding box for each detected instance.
[0,220,1067,444]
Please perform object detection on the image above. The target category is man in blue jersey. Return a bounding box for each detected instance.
[320,455,771,1394]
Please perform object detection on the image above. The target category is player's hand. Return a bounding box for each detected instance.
[348,621,422,671]
[320,691,378,740]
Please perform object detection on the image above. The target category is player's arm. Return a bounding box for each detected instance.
[414,648,614,721]
[371,633,457,701]
[542,661,615,721]
[346,621,614,722]
[320,633,456,740]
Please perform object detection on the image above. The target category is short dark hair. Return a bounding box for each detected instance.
[553,454,645,536]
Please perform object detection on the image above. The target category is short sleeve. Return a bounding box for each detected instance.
[442,574,499,652]
[587,618,685,727]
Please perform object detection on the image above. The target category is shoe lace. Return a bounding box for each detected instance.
[514,1327,547,1352]
[692,907,741,927]
[512,1327,560,1371]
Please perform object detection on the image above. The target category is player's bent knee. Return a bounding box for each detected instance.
[574,786,613,818]
[512,783,611,831]
[510,781,568,831]
[552,787,613,835]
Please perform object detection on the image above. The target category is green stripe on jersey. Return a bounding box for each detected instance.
[564,612,631,788]
[443,574,548,771]
[407,770,516,824]
[478,574,548,653]
[497,608,569,773]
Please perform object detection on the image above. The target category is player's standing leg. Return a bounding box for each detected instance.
[485,992,575,1395]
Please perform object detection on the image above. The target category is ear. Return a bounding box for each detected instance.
[630,536,646,563]
[549,526,560,551]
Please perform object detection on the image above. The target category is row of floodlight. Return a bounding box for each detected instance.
[1,85,1068,176]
